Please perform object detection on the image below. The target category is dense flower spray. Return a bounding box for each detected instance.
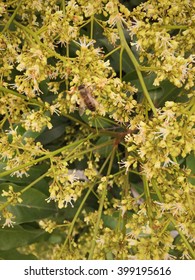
[0,0,194,260]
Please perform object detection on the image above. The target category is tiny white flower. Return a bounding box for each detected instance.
[2,218,15,228]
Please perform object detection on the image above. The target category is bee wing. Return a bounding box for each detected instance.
[79,98,86,116]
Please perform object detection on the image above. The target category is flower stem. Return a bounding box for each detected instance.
[90,15,94,39]
[2,0,24,33]
[13,20,73,63]
[152,179,195,259]
[104,45,121,59]
[58,182,95,259]
[116,20,157,116]
[0,133,95,178]
[0,86,43,106]
[58,148,115,259]
[143,175,153,224]
[119,46,124,81]
[88,147,116,259]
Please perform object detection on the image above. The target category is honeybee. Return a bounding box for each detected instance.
[78,84,97,115]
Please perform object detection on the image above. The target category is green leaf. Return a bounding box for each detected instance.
[158,80,183,106]
[36,123,66,146]
[105,251,114,260]
[22,130,41,140]
[124,73,186,107]
[0,249,37,260]
[186,153,195,173]
[48,234,63,245]
[186,153,195,185]
[36,115,67,146]
[102,214,118,230]
[0,225,44,250]
[123,71,159,89]
[99,38,134,73]
[123,69,138,82]
[95,136,112,157]
[0,183,57,224]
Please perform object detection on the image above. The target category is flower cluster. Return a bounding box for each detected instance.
[46,158,87,208]
[21,110,52,132]
[0,209,16,228]
[39,219,57,233]
[55,36,137,122]
[1,185,22,205]
[0,127,46,177]
[14,47,48,97]
[0,0,194,261]
[0,186,22,228]
[130,0,195,89]
[123,101,195,177]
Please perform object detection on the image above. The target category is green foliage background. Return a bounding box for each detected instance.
[0,0,194,259]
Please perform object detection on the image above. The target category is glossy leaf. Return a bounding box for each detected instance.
[0,225,44,250]
[95,136,113,157]
[186,154,195,185]
[36,115,67,146]
[0,249,37,260]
